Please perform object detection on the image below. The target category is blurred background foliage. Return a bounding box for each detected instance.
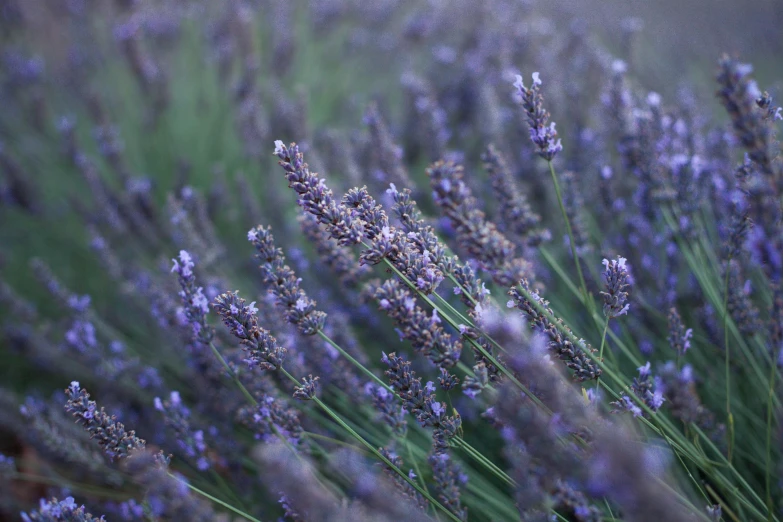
[0,0,782,519]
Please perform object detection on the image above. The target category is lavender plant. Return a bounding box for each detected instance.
[0,3,781,521]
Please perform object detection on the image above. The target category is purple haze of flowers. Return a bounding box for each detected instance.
[382,351,461,453]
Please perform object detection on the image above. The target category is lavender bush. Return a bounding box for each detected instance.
[0,2,782,521]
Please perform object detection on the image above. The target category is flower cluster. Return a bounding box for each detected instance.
[154,391,210,471]
[481,144,550,247]
[600,256,631,318]
[238,395,303,446]
[378,448,429,511]
[343,186,444,294]
[613,362,665,416]
[513,72,563,160]
[212,291,286,370]
[298,213,368,287]
[716,56,776,179]
[64,381,146,461]
[293,375,320,401]
[274,141,364,245]
[170,250,214,345]
[382,352,461,453]
[249,225,328,335]
[374,279,462,368]
[388,184,449,272]
[368,384,408,437]
[667,307,693,357]
[428,160,532,287]
[428,453,468,521]
[508,280,602,381]
[21,497,105,522]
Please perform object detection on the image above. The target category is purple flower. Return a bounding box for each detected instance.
[373,279,462,369]
[514,72,562,160]
[212,291,286,371]
[600,256,631,318]
[170,250,214,346]
[249,225,327,335]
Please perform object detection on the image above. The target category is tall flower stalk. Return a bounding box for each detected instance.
[514,72,591,311]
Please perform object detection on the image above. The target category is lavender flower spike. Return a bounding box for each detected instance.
[22,496,106,521]
[293,375,320,401]
[667,308,693,356]
[508,280,601,381]
[514,72,562,160]
[273,141,364,245]
[382,351,461,453]
[171,250,213,345]
[212,291,286,371]
[374,278,462,369]
[600,256,630,318]
[249,225,327,335]
[65,381,146,461]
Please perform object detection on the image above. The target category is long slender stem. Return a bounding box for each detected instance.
[316,330,394,394]
[547,160,591,311]
[168,472,263,522]
[208,342,257,407]
[597,316,609,391]
[316,325,511,484]
[453,438,515,487]
[722,259,734,464]
[765,360,777,522]
[278,367,463,522]
[7,472,133,500]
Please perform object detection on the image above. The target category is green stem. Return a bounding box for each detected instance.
[453,437,515,487]
[722,259,734,464]
[278,367,462,522]
[316,330,394,395]
[765,360,777,522]
[547,160,591,312]
[380,257,552,415]
[7,472,133,500]
[168,472,263,522]
[597,316,609,392]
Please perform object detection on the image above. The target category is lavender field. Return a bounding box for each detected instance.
[1,1,782,521]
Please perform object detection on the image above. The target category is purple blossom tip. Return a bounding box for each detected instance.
[532,71,541,85]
